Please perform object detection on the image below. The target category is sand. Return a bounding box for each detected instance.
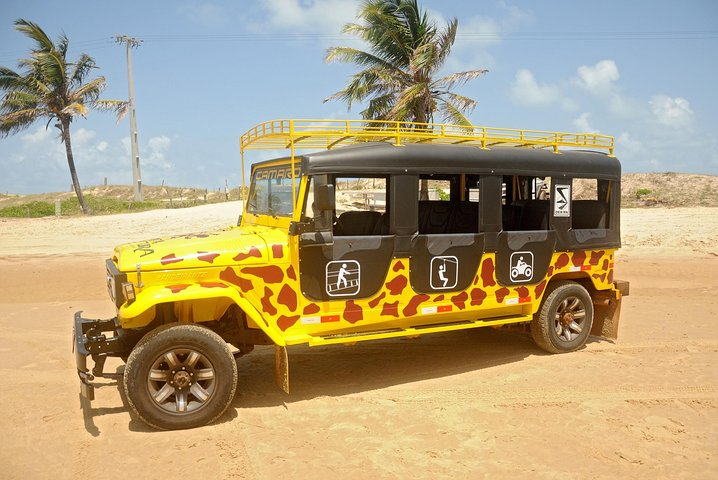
[0,203,716,479]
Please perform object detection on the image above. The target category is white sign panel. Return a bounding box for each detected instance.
[554,184,571,217]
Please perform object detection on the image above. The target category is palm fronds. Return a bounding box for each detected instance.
[325,0,487,126]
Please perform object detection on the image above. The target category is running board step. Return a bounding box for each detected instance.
[297,314,534,347]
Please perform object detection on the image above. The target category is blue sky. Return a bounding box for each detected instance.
[1,0,717,194]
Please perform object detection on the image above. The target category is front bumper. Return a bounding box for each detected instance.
[73,312,134,401]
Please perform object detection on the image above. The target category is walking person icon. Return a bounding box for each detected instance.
[337,263,348,289]
[326,260,361,296]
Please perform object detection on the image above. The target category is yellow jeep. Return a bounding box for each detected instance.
[74,119,629,430]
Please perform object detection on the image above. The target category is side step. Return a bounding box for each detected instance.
[302,314,534,347]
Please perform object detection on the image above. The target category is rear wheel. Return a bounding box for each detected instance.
[124,324,237,430]
[531,281,593,354]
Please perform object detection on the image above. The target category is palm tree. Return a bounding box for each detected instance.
[0,19,127,214]
[324,0,487,126]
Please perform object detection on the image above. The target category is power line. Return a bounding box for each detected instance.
[1,29,716,61]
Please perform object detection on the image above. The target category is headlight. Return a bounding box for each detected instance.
[107,273,117,302]
[106,259,128,308]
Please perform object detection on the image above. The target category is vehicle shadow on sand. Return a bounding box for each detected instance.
[80,327,602,433]
[230,327,540,410]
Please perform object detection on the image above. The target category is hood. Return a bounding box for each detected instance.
[113,226,286,272]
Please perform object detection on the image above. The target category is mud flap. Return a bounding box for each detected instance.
[591,280,629,340]
[275,345,289,394]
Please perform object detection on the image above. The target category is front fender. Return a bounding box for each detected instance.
[118,282,286,346]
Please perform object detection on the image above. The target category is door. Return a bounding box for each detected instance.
[298,175,394,301]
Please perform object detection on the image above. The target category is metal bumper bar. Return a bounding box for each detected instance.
[73,312,131,401]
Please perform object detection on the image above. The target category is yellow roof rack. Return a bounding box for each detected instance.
[240,118,615,156]
[238,118,615,210]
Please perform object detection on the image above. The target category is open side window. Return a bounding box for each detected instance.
[501,175,551,232]
[331,176,388,236]
[571,178,611,230]
[416,174,480,235]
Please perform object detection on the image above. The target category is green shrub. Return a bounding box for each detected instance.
[436,187,450,201]
[0,195,165,217]
[0,201,56,217]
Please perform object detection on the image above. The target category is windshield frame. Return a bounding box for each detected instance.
[246,162,302,218]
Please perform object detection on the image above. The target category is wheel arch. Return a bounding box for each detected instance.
[542,271,604,297]
[538,273,622,340]
[118,283,286,346]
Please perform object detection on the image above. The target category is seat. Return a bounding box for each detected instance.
[572,200,608,229]
[334,211,382,236]
[518,200,550,230]
[447,202,479,233]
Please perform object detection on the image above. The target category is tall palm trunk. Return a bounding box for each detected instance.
[59,118,91,214]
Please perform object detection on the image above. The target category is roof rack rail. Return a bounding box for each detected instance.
[238,118,615,209]
[240,118,615,156]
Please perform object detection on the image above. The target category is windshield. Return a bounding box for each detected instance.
[247,164,301,217]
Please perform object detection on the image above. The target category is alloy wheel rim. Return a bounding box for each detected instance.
[553,296,587,342]
[147,348,217,414]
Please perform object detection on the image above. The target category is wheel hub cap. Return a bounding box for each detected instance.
[560,312,575,326]
[173,371,191,389]
[147,348,217,414]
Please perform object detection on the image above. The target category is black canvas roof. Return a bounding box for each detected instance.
[255,142,621,180]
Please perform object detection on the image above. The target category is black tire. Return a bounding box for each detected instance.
[531,281,594,354]
[123,323,238,430]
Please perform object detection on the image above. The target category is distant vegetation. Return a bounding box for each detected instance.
[2,173,716,218]
[621,173,718,208]
[0,184,243,218]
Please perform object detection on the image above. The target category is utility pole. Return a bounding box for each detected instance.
[115,35,143,202]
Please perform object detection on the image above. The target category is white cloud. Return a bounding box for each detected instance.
[179,2,229,26]
[573,113,599,133]
[617,132,645,157]
[456,16,502,49]
[21,127,52,144]
[148,135,171,151]
[509,69,561,107]
[498,0,533,26]
[144,135,173,170]
[256,0,358,33]
[575,59,619,96]
[649,94,694,127]
[448,4,532,72]
[73,128,97,145]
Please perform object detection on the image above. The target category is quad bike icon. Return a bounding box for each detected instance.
[511,256,533,280]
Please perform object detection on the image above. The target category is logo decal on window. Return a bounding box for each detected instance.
[326,260,361,296]
[430,256,458,290]
[554,184,571,217]
[510,251,534,283]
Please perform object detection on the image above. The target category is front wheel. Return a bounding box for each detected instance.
[531,281,594,354]
[123,324,238,430]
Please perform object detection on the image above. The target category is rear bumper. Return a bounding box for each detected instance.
[73,312,133,400]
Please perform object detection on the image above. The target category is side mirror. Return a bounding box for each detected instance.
[315,184,335,212]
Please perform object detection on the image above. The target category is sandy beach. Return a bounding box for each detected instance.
[0,203,716,479]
